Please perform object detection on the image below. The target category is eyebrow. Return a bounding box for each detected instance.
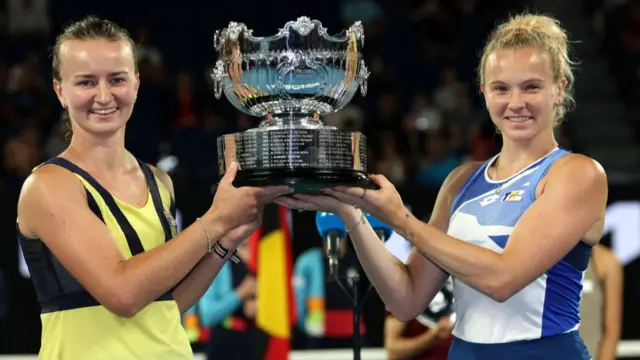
[488,78,545,86]
[72,71,128,78]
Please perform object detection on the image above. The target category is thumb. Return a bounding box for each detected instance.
[369,174,391,189]
[220,162,239,186]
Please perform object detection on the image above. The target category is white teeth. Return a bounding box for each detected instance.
[506,116,532,122]
[91,108,117,115]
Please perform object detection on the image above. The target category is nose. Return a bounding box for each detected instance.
[507,89,525,111]
[95,80,114,105]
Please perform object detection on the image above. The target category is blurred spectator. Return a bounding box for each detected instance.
[323,104,364,131]
[384,313,453,360]
[465,119,497,162]
[134,24,164,70]
[0,269,5,322]
[6,0,50,38]
[414,130,461,187]
[3,134,41,187]
[186,241,266,360]
[44,121,67,158]
[433,67,467,113]
[171,71,198,130]
[7,53,49,123]
[375,132,409,186]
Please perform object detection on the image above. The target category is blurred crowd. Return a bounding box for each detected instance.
[587,0,640,137]
[0,0,526,200]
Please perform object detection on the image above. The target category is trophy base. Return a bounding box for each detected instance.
[214,168,377,194]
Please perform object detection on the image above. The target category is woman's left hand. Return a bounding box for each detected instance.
[326,174,408,229]
[219,207,263,249]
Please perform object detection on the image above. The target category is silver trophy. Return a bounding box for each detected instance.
[211,17,374,194]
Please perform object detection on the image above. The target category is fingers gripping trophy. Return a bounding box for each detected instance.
[211,17,375,194]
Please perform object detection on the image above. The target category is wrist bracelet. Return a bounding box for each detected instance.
[212,241,240,263]
[197,217,214,253]
[346,211,367,233]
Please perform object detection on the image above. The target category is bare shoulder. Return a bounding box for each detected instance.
[442,161,483,196]
[18,164,87,237]
[547,153,607,189]
[538,153,608,239]
[147,164,175,200]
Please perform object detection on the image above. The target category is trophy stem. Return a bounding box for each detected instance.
[258,113,329,129]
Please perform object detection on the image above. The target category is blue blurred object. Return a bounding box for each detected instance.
[315,211,394,241]
[315,212,347,240]
[364,213,394,241]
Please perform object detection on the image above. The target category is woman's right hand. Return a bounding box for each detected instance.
[210,162,291,233]
[236,275,257,300]
[434,316,454,339]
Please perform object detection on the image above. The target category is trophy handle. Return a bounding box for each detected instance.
[212,60,227,99]
[356,60,370,96]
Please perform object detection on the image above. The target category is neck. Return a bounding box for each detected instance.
[496,129,558,177]
[66,127,130,172]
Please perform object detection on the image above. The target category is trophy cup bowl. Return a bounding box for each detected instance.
[211,16,375,194]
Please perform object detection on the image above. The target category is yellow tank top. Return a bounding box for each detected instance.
[18,157,193,360]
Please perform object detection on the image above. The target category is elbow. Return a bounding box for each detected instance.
[389,308,419,323]
[484,277,518,303]
[393,312,418,323]
[105,293,141,318]
[98,285,143,318]
[488,289,512,303]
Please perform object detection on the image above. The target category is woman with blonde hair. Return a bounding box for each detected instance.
[277,13,606,360]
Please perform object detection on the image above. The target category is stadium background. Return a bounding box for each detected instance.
[1,0,639,358]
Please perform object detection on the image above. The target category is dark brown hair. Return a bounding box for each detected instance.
[52,15,138,138]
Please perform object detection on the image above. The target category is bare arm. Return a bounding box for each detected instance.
[340,163,478,321]
[18,166,228,318]
[396,155,608,302]
[384,316,441,360]
[595,246,623,360]
[150,167,231,313]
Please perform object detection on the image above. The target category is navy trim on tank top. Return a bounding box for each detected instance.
[139,162,173,242]
[40,290,174,313]
[85,188,104,223]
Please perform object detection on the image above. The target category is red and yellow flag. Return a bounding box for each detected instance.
[248,204,296,360]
